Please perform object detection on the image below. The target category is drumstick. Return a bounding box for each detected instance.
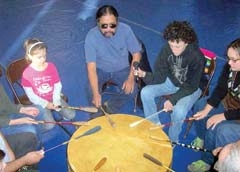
[143,153,175,172]
[37,120,89,126]
[93,157,107,171]
[149,117,195,130]
[129,109,166,128]
[149,135,210,152]
[45,125,101,153]
[58,105,98,113]
[100,106,116,128]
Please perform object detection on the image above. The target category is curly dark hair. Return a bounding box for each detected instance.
[163,21,198,44]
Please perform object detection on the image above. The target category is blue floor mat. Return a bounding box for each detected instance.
[0,1,239,171]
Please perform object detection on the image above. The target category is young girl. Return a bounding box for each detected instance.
[21,38,76,130]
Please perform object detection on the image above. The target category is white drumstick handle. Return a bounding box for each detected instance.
[129,109,166,128]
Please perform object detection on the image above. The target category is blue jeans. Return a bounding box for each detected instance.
[194,96,225,139]
[0,105,46,144]
[201,120,240,165]
[43,98,76,130]
[90,67,138,113]
[193,97,233,165]
[141,78,202,142]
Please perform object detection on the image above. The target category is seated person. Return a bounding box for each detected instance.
[213,140,240,172]
[0,132,44,172]
[135,21,205,142]
[21,38,76,130]
[188,38,240,171]
[84,5,141,115]
[0,65,46,155]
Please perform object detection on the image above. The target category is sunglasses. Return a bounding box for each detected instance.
[100,23,117,29]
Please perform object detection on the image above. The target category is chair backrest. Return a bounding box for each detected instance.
[6,58,32,105]
[199,48,217,97]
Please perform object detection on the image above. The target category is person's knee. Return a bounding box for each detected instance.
[141,86,151,98]
[172,106,188,121]
[68,110,76,119]
[6,132,39,158]
[44,123,55,130]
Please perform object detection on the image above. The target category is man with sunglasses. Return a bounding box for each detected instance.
[84,5,141,114]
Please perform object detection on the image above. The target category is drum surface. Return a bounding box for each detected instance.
[67,114,172,172]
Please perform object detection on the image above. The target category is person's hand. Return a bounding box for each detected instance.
[46,102,55,110]
[10,117,38,125]
[122,77,135,94]
[212,147,223,156]
[19,107,39,117]
[92,93,102,108]
[23,150,44,165]
[193,110,208,120]
[206,113,225,130]
[163,100,173,112]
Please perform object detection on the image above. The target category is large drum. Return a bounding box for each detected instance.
[67,114,172,172]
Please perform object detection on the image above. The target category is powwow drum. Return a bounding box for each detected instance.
[67,114,172,172]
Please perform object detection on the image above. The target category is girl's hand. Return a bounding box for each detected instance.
[46,102,55,110]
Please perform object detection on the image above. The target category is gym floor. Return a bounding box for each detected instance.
[0,1,240,171]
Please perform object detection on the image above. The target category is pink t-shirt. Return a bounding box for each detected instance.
[21,62,60,101]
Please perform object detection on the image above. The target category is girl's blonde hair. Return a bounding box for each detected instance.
[24,38,47,61]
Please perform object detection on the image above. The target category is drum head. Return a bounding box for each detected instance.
[68,114,172,172]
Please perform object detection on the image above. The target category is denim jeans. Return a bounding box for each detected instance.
[43,98,76,130]
[193,97,233,165]
[0,105,46,144]
[141,77,202,142]
[202,120,240,165]
[89,67,138,113]
[194,96,225,139]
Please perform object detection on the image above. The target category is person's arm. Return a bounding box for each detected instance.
[123,52,141,94]
[0,85,22,115]
[207,63,230,107]
[52,82,62,106]
[129,52,141,79]
[141,45,169,85]
[8,117,38,125]
[23,87,49,108]
[0,133,15,162]
[0,85,23,127]
[4,150,44,172]
[87,62,101,107]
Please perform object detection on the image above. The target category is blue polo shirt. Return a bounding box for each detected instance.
[84,22,141,72]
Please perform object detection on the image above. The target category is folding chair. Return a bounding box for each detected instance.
[6,58,32,105]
